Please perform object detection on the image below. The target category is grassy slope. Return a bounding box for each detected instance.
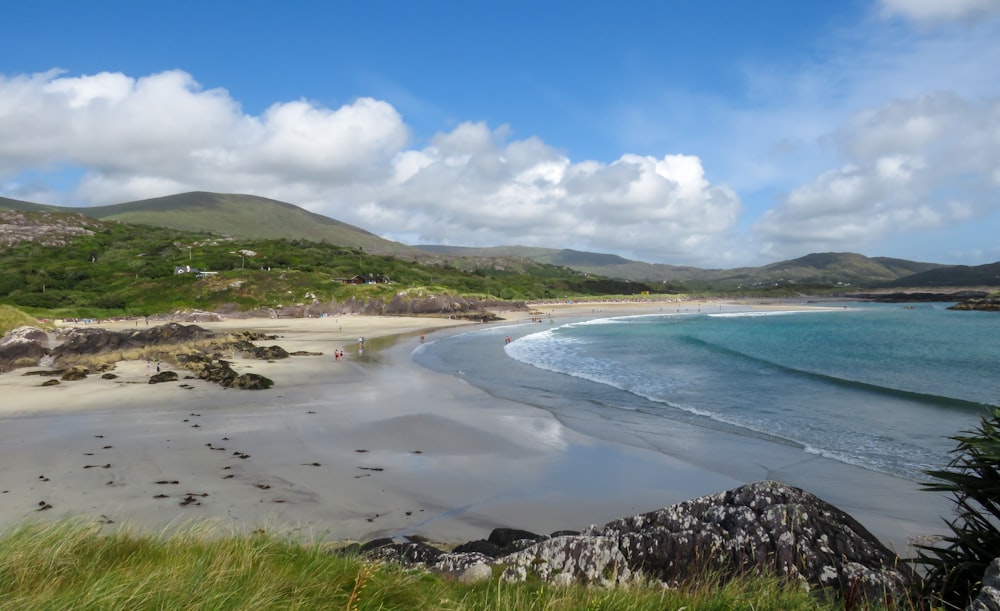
[0,193,984,289]
[0,305,49,335]
[0,520,849,610]
[83,192,416,255]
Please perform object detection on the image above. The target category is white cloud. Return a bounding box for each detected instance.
[0,70,742,265]
[754,92,1000,259]
[880,0,1000,22]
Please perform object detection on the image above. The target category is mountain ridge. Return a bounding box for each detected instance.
[0,191,992,289]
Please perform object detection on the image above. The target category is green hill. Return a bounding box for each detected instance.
[83,192,415,255]
[1,192,993,290]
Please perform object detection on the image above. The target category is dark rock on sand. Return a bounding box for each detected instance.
[40,379,60,386]
[148,371,179,384]
[0,326,50,372]
[178,354,273,390]
[60,366,89,381]
[363,481,916,602]
[51,323,216,362]
[247,345,290,360]
[230,372,273,389]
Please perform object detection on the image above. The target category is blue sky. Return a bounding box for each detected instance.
[1,0,999,267]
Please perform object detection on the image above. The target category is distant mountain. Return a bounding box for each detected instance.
[415,246,949,289]
[1,191,993,290]
[884,261,1000,287]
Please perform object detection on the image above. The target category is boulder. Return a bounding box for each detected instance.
[60,366,89,381]
[231,373,273,390]
[452,539,501,558]
[0,326,50,371]
[148,370,178,384]
[248,345,290,360]
[364,481,915,603]
[583,481,914,601]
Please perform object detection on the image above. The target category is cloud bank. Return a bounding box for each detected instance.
[0,69,742,265]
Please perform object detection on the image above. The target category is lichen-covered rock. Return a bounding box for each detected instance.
[586,481,914,601]
[501,535,633,587]
[970,558,1000,611]
[367,480,916,604]
[428,552,494,584]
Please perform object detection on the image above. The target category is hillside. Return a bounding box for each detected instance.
[0,209,654,317]
[82,192,417,255]
[1,191,993,290]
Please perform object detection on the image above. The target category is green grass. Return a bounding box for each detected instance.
[0,520,857,610]
[0,305,51,336]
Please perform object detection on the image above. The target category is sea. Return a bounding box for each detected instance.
[414,302,1000,483]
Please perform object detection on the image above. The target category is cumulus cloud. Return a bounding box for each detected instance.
[0,69,741,265]
[880,0,1000,23]
[754,92,1000,258]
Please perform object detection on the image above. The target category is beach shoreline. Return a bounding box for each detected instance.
[0,300,949,554]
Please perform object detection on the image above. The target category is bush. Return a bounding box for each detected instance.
[917,408,1000,609]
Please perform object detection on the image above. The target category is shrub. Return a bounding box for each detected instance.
[917,408,1000,609]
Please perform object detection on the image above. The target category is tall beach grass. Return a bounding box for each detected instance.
[0,519,889,610]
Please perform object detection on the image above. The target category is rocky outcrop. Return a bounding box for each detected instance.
[949,295,1000,312]
[0,210,98,247]
[0,326,50,372]
[1,323,280,389]
[50,323,216,363]
[359,481,916,603]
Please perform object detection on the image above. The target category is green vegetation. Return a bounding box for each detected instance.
[918,408,1000,609]
[0,213,657,318]
[0,520,851,610]
[0,304,50,335]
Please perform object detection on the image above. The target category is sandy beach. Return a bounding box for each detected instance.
[0,301,949,554]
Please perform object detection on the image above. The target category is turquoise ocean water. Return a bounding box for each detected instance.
[417,303,1000,482]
